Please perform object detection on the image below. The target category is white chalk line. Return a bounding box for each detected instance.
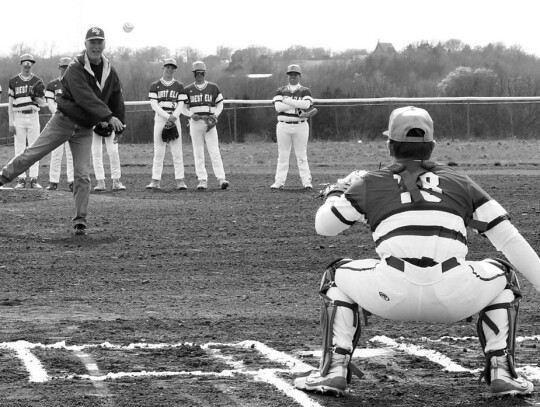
[3,336,540,406]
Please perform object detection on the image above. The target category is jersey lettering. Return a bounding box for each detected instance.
[394,172,442,204]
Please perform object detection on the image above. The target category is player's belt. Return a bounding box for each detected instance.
[385,256,460,273]
[16,110,34,114]
[279,120,307,124]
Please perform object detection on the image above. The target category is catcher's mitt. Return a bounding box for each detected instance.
[203,115,218,132]
[318,183,349,200]
[161,122,179,142]
[299,106,318,119]
[94,122,114,137]
[30,80,45,100]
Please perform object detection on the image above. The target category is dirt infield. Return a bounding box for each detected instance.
[1,140,540,406]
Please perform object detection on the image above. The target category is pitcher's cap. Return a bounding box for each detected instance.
[383,106,434,142]
[286,64,301,74]
[59,57,71,67]
[86,27,105,40]
[163,58,177,68]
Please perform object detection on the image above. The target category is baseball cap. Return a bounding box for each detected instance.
[286,64,302,75]
[85,27,105,41]
[20,54,35,64]
[383,106,434,142]
[58,57,71,67]
[192,61,206,72]
[163,58,177,68]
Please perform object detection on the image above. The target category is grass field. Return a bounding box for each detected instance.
[1,139,540,406]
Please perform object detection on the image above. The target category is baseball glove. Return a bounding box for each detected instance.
[299,106,318,119]
[161,122,179,142]
[30,80,46,100]
[93,122,114,137]
[318,183,349,200]
[203,115,218,132]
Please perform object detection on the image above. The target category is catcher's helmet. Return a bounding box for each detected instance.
[286,64,302,75]
[20,54,35,64]
[192,61,206,72]
[58,57,71,67]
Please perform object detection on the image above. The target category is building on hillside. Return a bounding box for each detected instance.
[373,41,397,55]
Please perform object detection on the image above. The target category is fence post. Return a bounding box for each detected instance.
[466,103,470,139]
[233,105,238,143]
[334,107,340,139]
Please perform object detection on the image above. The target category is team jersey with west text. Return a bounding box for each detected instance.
[8,74,44,111]
[273,85,313,121]
[148,79,187,112]
[184,82,223,115]
[326,161,508,262]
[45,78,62,102]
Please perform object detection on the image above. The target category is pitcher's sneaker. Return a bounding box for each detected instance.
[176,179,187,190]
[294,370,347,396]
[46,182,58,191]
[29,178,42,189]
[270,182,284,190]
[94,180,106,191]
[15,178,26,189]
[218,179,229,190]
[112,180,126,191]
[197,180,207,190]
[489,355,533,396]
[146,180,160,190]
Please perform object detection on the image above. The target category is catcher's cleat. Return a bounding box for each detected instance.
[112,179,126,191]
[197,180,207,190]
[270,182,284,190]
[176,179,187,190]
[15,178,26,189]
[68,182,74,192]
[146,180,160,190]
[46,182,58,191]
[218,179,229,190]
[29,178,42,189]
[489,356,533,396]
[73,223,87,236]
[94,180,106,191]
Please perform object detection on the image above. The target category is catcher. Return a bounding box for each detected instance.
[295,106,540,397]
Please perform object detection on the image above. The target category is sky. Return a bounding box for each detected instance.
[2,0,540,59]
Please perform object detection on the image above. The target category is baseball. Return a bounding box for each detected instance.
[123,22,134,33]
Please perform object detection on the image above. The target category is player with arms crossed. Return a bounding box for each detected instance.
[146,58,188,190]
[183,61,229,190]
[295,106,540,397]
[45,57,74,191]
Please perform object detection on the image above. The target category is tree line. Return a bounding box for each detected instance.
[2,39,540,143]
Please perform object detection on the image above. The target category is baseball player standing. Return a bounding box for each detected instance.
[91,123,126,191]
[0,27,126,235]
[45,57,74,191]
[183,61,229,190]
[295,106,540,397]
[7,54,46,189]
[271,64,313,190]
[146,58,188,190]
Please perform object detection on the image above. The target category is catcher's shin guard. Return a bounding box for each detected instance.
[319,258,363,383]
[477,258,522,385]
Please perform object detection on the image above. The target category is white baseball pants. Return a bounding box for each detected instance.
[189,119,226,181]
[151,116,184,180]
[49,143,74,183]
[13,112,41,178]
[274,121,311,186]
[91,133,121,180]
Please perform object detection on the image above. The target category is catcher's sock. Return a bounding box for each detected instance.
[489,356,533,396]
[294,354,348,395]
